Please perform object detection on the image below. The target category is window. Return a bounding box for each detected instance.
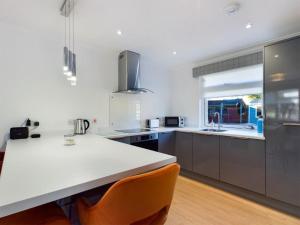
[201,65,263,129]
[205,94,263,128]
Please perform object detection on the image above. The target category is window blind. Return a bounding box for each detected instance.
[193,52,263,78]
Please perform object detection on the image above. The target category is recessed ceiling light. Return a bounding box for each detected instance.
[274,54,279,58]
[117,30,122,36]
[245,23,252,29]
[172,51,177,55]
[224,3,240,16]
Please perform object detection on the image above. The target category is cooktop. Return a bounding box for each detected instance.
[116,128,152,134]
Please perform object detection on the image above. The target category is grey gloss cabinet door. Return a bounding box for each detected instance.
[220,137,266,194]
[193,134,220,180]
[175,132,193,171]
[158,132,175,155]
[265,37,300,207]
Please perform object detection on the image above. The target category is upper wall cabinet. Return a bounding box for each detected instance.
[175,132,193,171]
[193,134,220,180]
[220,136,265,194]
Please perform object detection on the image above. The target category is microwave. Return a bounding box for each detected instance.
[165,117,185,128]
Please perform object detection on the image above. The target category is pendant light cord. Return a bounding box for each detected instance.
[69,0,71,52]
[64,2,67,47]
[72,0,75,54]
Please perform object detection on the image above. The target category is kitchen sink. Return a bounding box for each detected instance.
[200,128,227,132]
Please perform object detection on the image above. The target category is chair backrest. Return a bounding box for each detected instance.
[84,163,180,225]
[0,151,5,161]
[0,151,4,175]
[0,161,3,174]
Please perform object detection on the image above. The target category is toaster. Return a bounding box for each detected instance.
[146,119,160,128]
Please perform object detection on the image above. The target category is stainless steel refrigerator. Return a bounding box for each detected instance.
[264,36,300,207]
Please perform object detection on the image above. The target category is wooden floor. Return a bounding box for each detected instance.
[165,176,300,225]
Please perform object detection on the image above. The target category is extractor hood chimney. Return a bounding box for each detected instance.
[114,50,153,94]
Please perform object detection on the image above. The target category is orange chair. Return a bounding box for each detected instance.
[0,151,4,161]
[0,161,3,174]
[76,163,180,225]
[0,203,71,225]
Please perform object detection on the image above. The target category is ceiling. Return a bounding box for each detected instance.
[1,0,300,67]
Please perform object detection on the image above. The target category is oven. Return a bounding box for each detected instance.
[130,133,158,151]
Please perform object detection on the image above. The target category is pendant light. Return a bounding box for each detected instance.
[61,0,77,85]
[69,1,77,86]
[63,1,70,75]
[63,47,69,73]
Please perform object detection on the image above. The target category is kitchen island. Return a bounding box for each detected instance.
[0,133,176,218]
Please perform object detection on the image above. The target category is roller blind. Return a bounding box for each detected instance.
[193,52,263,78]
[202,64,263,98]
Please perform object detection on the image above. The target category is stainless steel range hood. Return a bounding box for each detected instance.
[114,50,153,94]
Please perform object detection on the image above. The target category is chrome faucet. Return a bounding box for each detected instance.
[214,112,221,131]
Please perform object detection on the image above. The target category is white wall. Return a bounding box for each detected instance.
[139,60,171,122]
[0,22,171,147]
[169,63,200,127]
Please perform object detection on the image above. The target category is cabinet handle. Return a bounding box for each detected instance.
[282,123,300,126]
[230,136,250,140]
[197,133,212,136]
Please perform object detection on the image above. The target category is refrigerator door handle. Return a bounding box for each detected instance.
[282,123,300,126]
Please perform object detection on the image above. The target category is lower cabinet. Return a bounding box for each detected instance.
[193,134,220,180]
[220,136,266,194]
[175,132,193,171]
[158,132,175,155]
[111,132,267,195]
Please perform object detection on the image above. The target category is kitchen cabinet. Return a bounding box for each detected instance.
[158,132,175,155]
[220,136,265,194]
[264,37,300,207]
[110,137,130,144]
[193,134,220,180]
[175,132,193,171]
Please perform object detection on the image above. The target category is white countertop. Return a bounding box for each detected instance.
[98,127,265,140]
[0,133,176,217]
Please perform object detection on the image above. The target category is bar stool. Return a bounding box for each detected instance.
[76,163,180,225]
[0,203,71,225]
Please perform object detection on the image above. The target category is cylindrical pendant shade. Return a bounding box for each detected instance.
[62,0,77,85]
[68,53,77,82]
[65,49,73,76]
[68,50,73,69]
[63,46,69,72]
[72,53,76,76]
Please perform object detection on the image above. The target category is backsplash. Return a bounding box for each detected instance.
[109,94,167,129]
